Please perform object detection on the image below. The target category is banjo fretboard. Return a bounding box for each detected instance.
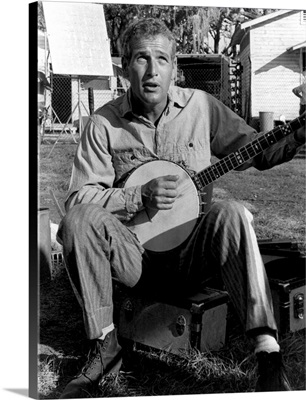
[195,114,305,188]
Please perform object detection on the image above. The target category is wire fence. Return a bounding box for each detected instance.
[39,74,125,141]
[175,57,239,114]
[38,52,305,146]
[39,56,241,143]
[39,55,306,146]
[39,65,305,159]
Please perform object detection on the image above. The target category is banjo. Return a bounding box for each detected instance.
[124,114,305,252]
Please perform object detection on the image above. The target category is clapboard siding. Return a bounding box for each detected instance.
[239,10,305,121]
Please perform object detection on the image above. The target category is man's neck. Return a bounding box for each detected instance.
[131,94,168,125]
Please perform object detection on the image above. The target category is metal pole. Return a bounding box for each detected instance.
[78,78,82,136]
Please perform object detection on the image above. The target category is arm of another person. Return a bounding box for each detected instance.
[65,116,143,222]
[292,84,303,99]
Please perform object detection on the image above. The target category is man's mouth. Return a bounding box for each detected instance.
[143,82,159,90]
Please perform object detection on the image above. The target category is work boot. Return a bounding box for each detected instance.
[60,329,122,398]
[255,351,292,392]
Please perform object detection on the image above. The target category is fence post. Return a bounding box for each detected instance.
[88,87,94,115]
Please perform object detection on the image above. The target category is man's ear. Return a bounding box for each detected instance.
[171,57,177,83]
[122,57,129,79]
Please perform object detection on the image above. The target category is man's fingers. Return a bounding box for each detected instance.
[155,187,177,198]
[164,174,179,181]
[161,175,179,190]
[156,200,175,210]
[163,189,177,198]
[141,175,180,210]
[160,196,176,203]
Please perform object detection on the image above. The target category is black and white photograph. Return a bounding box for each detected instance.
[29,0,306,398]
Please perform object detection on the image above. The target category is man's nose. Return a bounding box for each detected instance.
[146,59,158,77]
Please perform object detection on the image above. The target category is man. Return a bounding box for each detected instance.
[292,70,306,115]
[58,18,305,398]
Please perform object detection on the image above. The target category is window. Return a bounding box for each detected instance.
[301,10,306,24]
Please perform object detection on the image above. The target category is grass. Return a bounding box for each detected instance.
[38,139,306,398]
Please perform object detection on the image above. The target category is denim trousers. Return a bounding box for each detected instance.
[58,201,277,340]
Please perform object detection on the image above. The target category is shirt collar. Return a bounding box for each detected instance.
[168,86,189,108]
[120,86,189,118]
[120,89,133,117]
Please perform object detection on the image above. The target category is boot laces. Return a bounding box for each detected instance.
[79,342,102,382]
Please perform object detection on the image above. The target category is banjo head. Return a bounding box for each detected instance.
[124,160,200,252]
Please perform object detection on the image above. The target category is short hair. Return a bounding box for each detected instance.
[121,18,176,62]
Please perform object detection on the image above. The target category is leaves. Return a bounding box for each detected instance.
[104,5,273,56]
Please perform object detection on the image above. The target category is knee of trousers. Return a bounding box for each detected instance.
[209,200,253,225]
[61,203,113,238]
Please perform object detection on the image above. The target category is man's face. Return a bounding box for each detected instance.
[123,35,176,110]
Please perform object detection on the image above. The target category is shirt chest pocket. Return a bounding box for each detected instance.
[112,148,155,181]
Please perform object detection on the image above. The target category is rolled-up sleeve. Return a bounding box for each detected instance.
[65,115,143,222]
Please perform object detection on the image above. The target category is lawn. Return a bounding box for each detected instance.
[37,139,306,398]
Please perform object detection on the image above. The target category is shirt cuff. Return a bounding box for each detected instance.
[287,130,305,147]
[124,185,143,215]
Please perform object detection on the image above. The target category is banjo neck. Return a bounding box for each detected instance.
[193,114,305,189]
[123,114,305,252]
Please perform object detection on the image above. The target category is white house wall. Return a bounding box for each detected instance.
[250,10,304,120]
[43,2,113,76]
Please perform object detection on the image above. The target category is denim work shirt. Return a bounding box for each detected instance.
[66,86,302,222]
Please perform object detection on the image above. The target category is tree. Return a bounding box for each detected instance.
[104,4,198,56]
[188,7,278,54]
[38,1,46,32]
[104,4,268,56]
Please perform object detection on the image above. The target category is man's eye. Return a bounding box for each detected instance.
[159,57,168,63]
[137,56,147,63]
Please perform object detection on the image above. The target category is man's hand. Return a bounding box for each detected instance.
[292,88,302,99]
[141,175,179,210]
[295,126,306,143]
